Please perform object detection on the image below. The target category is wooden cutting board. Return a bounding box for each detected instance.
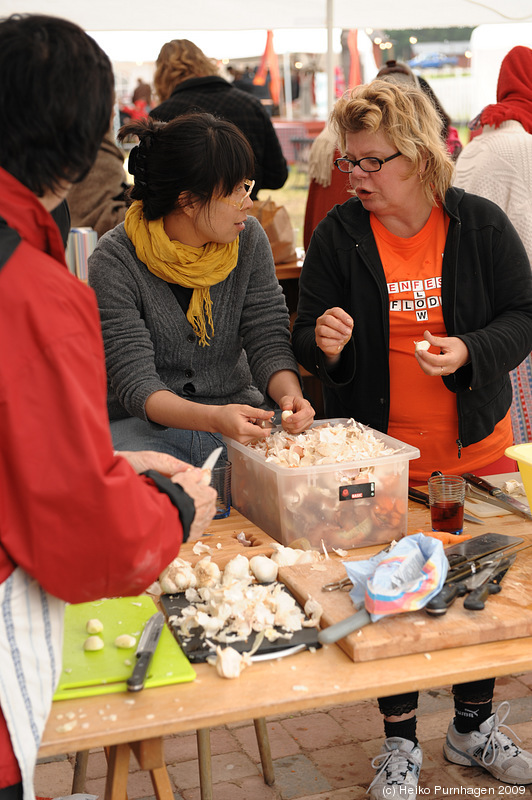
[54,595,196,700]
[179,520,277,569]
[464,473,530,518]
[278,546,532,662]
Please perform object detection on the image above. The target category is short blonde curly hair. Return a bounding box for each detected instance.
[330,79,454,205]
[154,39,218,103]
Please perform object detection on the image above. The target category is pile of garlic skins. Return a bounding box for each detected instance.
[163,550,321,646]
[248,418,398,468]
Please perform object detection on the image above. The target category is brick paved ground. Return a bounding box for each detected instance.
[35,672,532,800]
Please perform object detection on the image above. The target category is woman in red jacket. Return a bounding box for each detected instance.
[0,15,215,799]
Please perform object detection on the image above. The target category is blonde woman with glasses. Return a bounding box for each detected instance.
[89,113,314,465]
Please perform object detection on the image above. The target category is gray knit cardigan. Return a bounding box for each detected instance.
[88,214,299,421]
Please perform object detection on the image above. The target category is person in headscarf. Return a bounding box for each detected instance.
[455,45,532,442]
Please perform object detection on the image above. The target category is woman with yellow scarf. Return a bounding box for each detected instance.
[88,113,314,466]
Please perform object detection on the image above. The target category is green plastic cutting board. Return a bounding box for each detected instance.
[54,595,196,700]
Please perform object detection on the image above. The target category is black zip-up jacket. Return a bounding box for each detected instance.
[150,76,288,197]
[292,188,532,452]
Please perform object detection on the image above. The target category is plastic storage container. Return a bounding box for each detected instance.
[225,419,420,550]
[505,444,532,509]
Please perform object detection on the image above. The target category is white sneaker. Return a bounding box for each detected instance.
[444,701,532,784]
[367,736,423,798]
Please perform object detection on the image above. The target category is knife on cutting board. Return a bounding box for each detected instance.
[408,487,484,524]
[425,552,514,615]
[127,611,165,692]
[464,553,516,611]
[318,532,525,642]
[462,473,532,521]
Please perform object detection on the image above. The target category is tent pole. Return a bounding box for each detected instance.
[327,0,334,114]
[283,51,293,120]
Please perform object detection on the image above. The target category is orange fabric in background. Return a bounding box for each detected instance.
[371,207,513,482]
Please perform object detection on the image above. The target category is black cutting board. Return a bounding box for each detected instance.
[160,582,320,662]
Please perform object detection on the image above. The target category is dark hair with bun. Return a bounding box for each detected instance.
[119,113,255,220]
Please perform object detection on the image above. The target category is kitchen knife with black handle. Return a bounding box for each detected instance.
[127,611,165,692]
[462,473,532,521]
[464,553,516,611]
[425,581,468,615]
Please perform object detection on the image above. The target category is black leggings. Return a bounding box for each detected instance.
[378,679,496,717]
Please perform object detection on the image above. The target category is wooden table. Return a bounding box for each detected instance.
[275,259,302,282]
[39,503,532,798]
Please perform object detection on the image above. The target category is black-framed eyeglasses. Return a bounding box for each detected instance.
[334,152,402,173]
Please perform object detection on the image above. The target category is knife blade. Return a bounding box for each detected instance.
[462,473,532,521]
[200,446,223,474]
[127,611,165,692]
[464,553,516,611]
[443,532,524,569]
[258,409,284,430]
[408,487,484,524]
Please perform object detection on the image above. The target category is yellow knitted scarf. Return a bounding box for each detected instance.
[124,200,239,346]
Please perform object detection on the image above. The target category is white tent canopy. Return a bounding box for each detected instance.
[3,0,531,110]
[3,0,531,30]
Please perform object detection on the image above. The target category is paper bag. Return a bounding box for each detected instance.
[248,198,297,264]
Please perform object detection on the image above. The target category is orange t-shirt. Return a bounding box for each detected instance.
[371,206,512,482]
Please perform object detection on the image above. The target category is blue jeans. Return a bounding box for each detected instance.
[110,417,226,468]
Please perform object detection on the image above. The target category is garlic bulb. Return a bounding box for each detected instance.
[295,550,321,564]
[222,554,251,583]
[281,410,294,421]
[195,556,221,588]
[160,557,197,593]
[249,555,278,583]
[414,339,430,352]
[270,545,303,567]
[214,645,248,679]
